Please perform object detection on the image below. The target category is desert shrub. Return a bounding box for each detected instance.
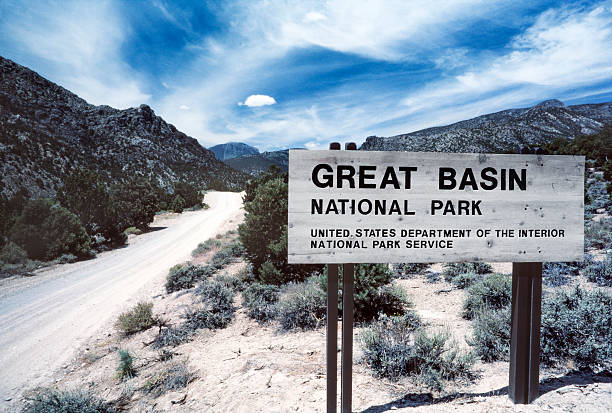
[144,360,193,397]
[117,350,135,380]
[152,326,193,348]
[170,195,186,213]
[542,263,571,287]
[191,238,222,256]
[173,181,203,209]
[467,306,511,362]
[541,287,612,368]
[583,252,612,286]
[258,259,284,285]
[443,262,492,282]
[450,272,481,289]
[209,241,244,269]
[370,284,411,318]
[236,263,256,285]
[277,278,326,330]
[585,218,612,249]
[361,313,475,391]
[0,240,27,264]
[394,263,430,278]
[24,389,116,413]
[115,302,156,335]
[185,280,235,330]
[216,273,244,291]
[242,283,280,322]
[425,272,442,283]
[55,253,78,264]
[10,198,91,261]
[165,264,213,293]
[462,273,511,320]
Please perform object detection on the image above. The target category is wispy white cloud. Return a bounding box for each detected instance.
[3,0,150,109]
[238,94,277,107]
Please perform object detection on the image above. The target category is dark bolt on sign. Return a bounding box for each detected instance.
[287,150,584,264]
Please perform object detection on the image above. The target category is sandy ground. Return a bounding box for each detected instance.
[28,255,611,412]
[0,191,244,411]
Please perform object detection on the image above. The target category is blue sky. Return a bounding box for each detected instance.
[1,1,612,151]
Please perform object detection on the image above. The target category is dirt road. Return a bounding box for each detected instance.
[0,192,243,407]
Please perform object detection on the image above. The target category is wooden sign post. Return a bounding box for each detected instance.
[288,149,584,411]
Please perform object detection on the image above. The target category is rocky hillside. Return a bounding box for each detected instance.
[361,99,612,153]
[225,149,296,176]
[209,142,259,161]
[0,56,249,198]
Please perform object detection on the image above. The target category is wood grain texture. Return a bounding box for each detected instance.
[288,150,584,263]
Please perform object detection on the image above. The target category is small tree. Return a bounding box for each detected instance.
[170,194,186,213]
[10,198,91,260]
[111,177,160,231]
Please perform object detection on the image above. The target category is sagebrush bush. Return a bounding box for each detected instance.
[242,283,280,323]
[467,306,511,362]
[165,264,212,293]
[542,264,571,287]
[462,273,511,320]
[585,218,612,250]
[583,252,612,286]
[209,241,244,269]
[450,272,481,289]
[117,350,135,380]
[443,262,492,282]
[152,326,193,348]
[115,302,156,335]
[191,238,221,256]
[361,314,475,392]
[144,360,193,397]
[277,278,326,330]
[394,263,430,278]
[541,287,612,369]
[216,273,245,291]
[24,389,116,413]
[185,280,235,330]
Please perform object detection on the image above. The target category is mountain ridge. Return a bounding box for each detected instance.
[0,56,249,199]
[209,142,259,161]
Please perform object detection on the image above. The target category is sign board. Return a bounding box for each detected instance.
[288,150,584,264]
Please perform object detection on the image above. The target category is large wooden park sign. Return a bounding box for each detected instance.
[287,144,584,412]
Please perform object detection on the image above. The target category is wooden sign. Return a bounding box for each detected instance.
[288,150,584,264]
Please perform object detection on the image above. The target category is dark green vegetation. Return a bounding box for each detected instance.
[442,262,492,282]
[242,283,280,323]
[225,149,290,176]
[393,263,430,278]
[584,251,612,286]
[361,313,476,392]
[115,302,157,336]
[462,273,512,320]
[24,389,117,413]
[116,350,135,380]
[276,278,327,330]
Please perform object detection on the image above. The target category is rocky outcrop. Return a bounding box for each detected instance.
[361,99,612,153]
[0,56,249,198]
[209,142,259,161]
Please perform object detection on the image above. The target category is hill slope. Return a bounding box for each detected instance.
[361,99,612,153]
[0,56,249,198]
[225,149,294,176]
[209,142,259,161]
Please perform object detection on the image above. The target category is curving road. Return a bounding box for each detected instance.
[0,191,243,408]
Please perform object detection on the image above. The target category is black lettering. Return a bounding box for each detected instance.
[380,167,400,189]
[337,165,356,188]
[509,169,527,190]
[398,167,418,189]
[439,168,456,189]
[311,199,323,214]
[459,168,478,190]
[480,167,497,190]
[312,164,333,188]
[431,199,443,214]
[359,166,377,188]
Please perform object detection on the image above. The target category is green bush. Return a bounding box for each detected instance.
[24,389,116,413]
[0,240,27,264]
[239,168,320,284]
[144,360,193,397]
[450,272,481,289]
[443,262,492,282]
[10,198,91,261]
[192,238,222,256]
[111,177,160,232]
[165,264,212,293]
[585,218,612,250]
[583,252,612,286]
[361,313,475,392]
[242,283,280,323]
[467,306,511,362]
[542,263,571,287]
[394,263,430,278]
[276,278,326,330]
[115,302,156,335]
[170,194,186,213]
[462,273,511,320]
[173,181,203,209]
[216,273,245,292]
[117,350,135,380]
[209,241,244,269]
[541,287,612,369]
[185,280,235,330]
[152,326,193,348]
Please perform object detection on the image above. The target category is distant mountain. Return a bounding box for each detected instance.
[361,99,612,153]
[225,149,297,176]
[209,142,259,161]
[0,56,249,198]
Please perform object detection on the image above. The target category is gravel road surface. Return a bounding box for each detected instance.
[0,191,243,407]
